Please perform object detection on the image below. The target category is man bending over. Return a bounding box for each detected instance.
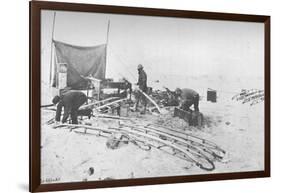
[52,91,87,124]
[175,88,200,112]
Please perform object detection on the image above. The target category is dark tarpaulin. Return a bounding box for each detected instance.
[52,40,106,89]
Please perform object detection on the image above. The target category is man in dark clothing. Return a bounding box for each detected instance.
[135,64,147,114]
[52,91,87,124]
[175,88,200,112]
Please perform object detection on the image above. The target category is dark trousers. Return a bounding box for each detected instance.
[70,95,87,124]
[181,94,199,112]
[135,88,147,112]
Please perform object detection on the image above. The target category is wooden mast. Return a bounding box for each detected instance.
[106,20,110,45]
[49,12,57,86]
[105,20,110,75]
[96,20,110,100]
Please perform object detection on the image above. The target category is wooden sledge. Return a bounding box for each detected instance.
[120,122,225,160]
[54,123,218,171]
[113,126,215,171]
[80,97,119,110]
[94,98,128,115]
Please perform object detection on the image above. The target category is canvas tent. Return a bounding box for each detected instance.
[52,40,107,90]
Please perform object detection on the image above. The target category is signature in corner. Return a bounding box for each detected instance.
[41,177,60,183]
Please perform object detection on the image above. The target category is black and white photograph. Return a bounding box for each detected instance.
[40,9,265,184]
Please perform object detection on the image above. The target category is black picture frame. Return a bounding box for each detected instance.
[30,1,270,192]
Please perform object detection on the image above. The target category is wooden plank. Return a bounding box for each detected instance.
[138,89,162,114]
[174,107,192,122]
[80,97,119,109]
[95,98,127,110]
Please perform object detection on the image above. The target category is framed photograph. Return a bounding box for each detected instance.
[30,1,270,192]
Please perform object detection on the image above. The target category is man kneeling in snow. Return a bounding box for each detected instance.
[52,91,87,124]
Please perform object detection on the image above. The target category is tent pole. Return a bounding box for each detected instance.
[105,20,110,68]
[97,20,110,101]
[49,12,57,86]
[106,20,110,45]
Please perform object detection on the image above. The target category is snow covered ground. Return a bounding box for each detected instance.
[40,81,264,184]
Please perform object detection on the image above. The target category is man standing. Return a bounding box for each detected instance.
[52,91,87,124]
[135,64,148,114]
[175,88,200,112]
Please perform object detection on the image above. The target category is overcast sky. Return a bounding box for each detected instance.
[41,10,264,86]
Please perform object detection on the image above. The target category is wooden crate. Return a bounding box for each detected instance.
[174,107,203,127]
